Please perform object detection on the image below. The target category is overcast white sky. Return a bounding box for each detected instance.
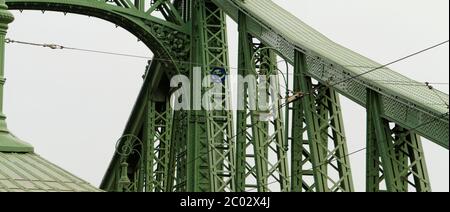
[4,0,449,191]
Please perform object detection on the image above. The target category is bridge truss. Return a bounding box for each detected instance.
[3,0,449,192]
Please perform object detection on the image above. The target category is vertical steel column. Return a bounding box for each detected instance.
[236,11,253,191]
[187,0,210,192]
[366,89,431,192]
[319,88,353,191]
[398,129,431,192]
[259,48,290,191]
[291,66,309,192]
[295,51,327,191]
[145,99,174,192]
[367,88,402,192]
[366,110,381,192]
[171,110,188,192]
[145,99,157,192]
[188,0,235,192]
[236,12,289,192]
[294,51,354,192]
[169,15,191,190]
[202,0,235,192]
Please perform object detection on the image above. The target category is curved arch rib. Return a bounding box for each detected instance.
[6,0,191,76]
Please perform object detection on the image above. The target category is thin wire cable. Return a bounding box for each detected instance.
[4,38,297,75]
[9,39,448,138]
[6,38,449,92]
[6,38,448,78]
[324,40,449,89]
[372,80,449,85]
[5,38,152,59]
[287,40,450,114]
[5,38,246,69]
[11,38,445,120]
[64,46,151,59]
[379,82,448,87]
[271,73,450,86]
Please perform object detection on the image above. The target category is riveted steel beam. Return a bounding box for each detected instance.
[212,0,449,149]
[145,100,173,192]
[101,59,167,190]
[236,12,289,192]
[186,0,235,192]
[366,89,431,192]
[294,51,354,192]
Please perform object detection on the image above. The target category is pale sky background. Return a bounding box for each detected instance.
[4,0,449,191]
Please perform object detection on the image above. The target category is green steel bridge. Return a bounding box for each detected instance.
[0,0,448,192]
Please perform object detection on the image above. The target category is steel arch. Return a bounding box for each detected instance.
[6,0,190,76]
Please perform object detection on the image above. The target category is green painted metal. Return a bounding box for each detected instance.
[171,110,188,191]
[164,1,190,192]
[290,68,306,192]
[213,0,449,149]
[2,0,447,193]
[103,58,176,192]
[0,0,34,153]
[6,0,191,77]
[366,89,431,192]
[294,51,354,192]
[100,58,166,191]
[235,11,251,192]
[145,60,174,192]
[187,0,235,192]
[100,0,235,192]
[0,152,101,192]
[236,12,289,192]
[145,100,173,192]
